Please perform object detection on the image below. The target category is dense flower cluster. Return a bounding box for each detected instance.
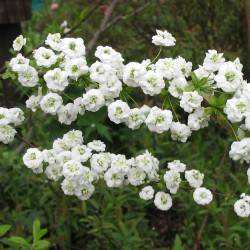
[2,29,250,217]
[0,107,24,144]
[23,130,212,210]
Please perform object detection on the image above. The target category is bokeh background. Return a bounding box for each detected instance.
[1,0,250,249]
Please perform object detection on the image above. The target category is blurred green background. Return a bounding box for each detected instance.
[1,0,250,249]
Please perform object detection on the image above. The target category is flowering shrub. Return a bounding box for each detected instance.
[2,29,250,218]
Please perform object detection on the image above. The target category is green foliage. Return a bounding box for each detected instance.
[0,219,50,250]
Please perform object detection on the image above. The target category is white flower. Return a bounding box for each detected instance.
[0,108,10,125]
[164,170,181,194]
[61,178,76,195]
[62,130,83,148]
[90,153,111,174]
[152,29,176,47]
[145,107,172,133]
[125,108,145,130]
[123,62,146,87]
[40,93,63,115]
[155,58,176,80]
[45,33,62,51]
[42,149,56,165]
[134,150,159,174]
[188,108,210,131]
[56,151,72,165]
[73,97,85,115]
[57,103,78,125]
[13,35,26,51]
[214,61,243,93]
[139,70,165,96]
[234,199,250,217]
[193,187,213,205]
[170,122,192,143]
[104,168,124,187]
[61,38,85,58]
[224,97,248,123]
[168,77,188,98]
[44,68,69,92]
[154,191,173,211]
[139,186,154,200]
[128,167,146,186]
[18,66,39,87]
[108,100,130,124]
[99,74,122,98]
[203,49,225,72]
[26,95,42,112]
[65,57,88,80]
[229,138,250,163]
[87,140,106,152]
[76,184,95,201]
[95,46,124,74]
[82,89,105,112]
[62,160,84,178]
[9,53,29,72]
[173,57,192,78]
[110,154,131,174]
[185,169,204,188]
[45,164,63,181]
[53,139,70,153]
[180,91,203,113]
[33,47,57,67]
[8,108,25,126]
[0,125,17,144]
[23,148,43,170]
[89,61,114,85]
[167,160,186,173]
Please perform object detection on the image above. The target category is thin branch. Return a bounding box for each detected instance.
[193,214,209,250]
[86,0,120,52]
[103,1,152,32]
[63,0,103,37]
[16,133,39,148]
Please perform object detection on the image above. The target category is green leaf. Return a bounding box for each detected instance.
[36,229,48,241]
[33,218,41,242]
[7,236,30,248]
[0,225,11,237]
[172,235,184,250]
[32,239,51,250]
[96,124,112,142]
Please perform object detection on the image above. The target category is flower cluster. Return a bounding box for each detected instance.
[4,29,250,217]
[0,107,24,144]
[22,130,212,210]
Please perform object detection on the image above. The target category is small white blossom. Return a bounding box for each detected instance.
[108,100,130,124]
[139,186,155,200]
[13,35,26,51]
[167,160,186,172]
[82,89,105,112]
[185,169,204,188]
[164,170,181,194]
[33,47,57,67]
[152,29,176,47]
[139,70,165,96]
[180,91,203,113]
[154,191,173,211]
[40,93,63,115]
[193,187,213,205]
[170,122,192,143]
[145,107,172,133]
